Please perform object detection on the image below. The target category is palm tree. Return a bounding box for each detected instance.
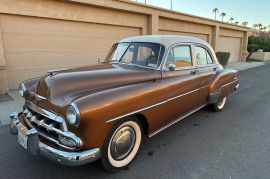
[212,8,219,20]
[258,23,263,30]
[220,12,226,22]
[263,26,267,31]
[253,24,258,29]
[229,18,234,23]
[242,22,248,27]
[235,21,239,25]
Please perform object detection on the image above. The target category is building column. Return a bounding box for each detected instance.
[241,31,249,61]
[212,25,219,51]
[147,13,159,35]
[0,24,9,94]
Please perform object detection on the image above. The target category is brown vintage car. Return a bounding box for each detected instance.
[10,35,239,171]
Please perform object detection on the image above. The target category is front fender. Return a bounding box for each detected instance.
[69,80,167,149]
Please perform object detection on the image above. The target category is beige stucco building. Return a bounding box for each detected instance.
[0,0,250,93]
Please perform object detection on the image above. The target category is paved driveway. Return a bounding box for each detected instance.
[1,63,270,178]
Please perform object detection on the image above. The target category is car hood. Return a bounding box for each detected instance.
[29,64,156,114]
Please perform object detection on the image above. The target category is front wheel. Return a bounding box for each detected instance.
[101,119,142,172]
[210,97,227,112]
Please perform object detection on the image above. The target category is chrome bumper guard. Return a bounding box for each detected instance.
[235,84,240,90]
[10,112,101,166]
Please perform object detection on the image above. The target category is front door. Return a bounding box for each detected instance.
[162,44,201,123]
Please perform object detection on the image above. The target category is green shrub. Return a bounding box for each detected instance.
[247,44,260,52]
[248,36,270,52]
[216,52,230,67]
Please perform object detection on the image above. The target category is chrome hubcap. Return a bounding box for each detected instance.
[110,126,136,160]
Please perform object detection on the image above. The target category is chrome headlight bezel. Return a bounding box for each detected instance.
[18,83,26,97]
[66,103,80,127]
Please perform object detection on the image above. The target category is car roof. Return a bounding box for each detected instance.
[119,35,210,48]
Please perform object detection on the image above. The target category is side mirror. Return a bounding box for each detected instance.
[168,64,176,71]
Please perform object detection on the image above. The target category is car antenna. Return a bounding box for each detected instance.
[154,35,164,81]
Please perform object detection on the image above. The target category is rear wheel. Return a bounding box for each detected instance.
[211,97,227,112]
[101,118,142,172]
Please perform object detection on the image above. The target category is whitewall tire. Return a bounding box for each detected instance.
[211,97,227,112]
[101,119,142,172]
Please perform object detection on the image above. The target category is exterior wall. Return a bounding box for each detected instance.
[250,52,270,61]
[0,0,250,93]
[158,17,212,42]
[217,28,247,61]
[0,26,8,94]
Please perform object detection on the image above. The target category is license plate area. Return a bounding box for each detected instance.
[18,131,28,149]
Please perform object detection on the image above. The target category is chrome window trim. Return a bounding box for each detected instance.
[196,64,219,69]
[111,42,165,71]
[161,42,195,72]
[106,87,203,123]
[25,100,67,131]
[193,43,218,66]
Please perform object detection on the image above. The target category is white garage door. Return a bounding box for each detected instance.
[0,15,141,89]
[217,36,242,62]
[159,30,209,42]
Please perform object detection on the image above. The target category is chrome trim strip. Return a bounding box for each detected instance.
[167,88,200,102]
[222,80,238,88]
[201,85,209,89]
[148,104,207,137]
[106,88,200,123]
[10,115,101,166]
[34,93,47,101]
[70,102,80,127]
[22,110,82,150]
[25,101,67,131]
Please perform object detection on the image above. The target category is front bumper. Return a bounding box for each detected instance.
[10,112,101,166]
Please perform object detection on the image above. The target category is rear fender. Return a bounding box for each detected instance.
[209,69,238,104]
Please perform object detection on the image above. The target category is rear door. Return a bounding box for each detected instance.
[162,44,201,123]
[193,45,219,106]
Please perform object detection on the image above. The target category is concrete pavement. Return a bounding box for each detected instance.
[0,63,270,178]
[0,90,24,126]
[226,61,265,71]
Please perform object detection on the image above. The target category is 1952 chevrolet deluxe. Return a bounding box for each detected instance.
[10,35,239,172]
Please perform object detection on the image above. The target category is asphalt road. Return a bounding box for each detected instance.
[1,63,270,179]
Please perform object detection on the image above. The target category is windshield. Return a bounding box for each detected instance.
[106,42,165,68]
[106,43,130,62]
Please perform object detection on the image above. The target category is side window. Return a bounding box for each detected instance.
[195,46,214,65]
[166,46,192,68]
[206,51,214,64]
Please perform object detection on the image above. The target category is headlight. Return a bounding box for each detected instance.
[66,103,80,127]
[18,83,26,97]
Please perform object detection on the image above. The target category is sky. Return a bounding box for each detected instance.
[132,0,270,28]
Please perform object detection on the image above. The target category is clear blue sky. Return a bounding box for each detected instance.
[132,0,270,28]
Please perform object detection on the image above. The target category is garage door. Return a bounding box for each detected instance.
[159,30,209,42]
[0,15,141,89]
[217,36,242,62]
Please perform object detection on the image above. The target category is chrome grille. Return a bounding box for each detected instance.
[23,108,63,139]
[21,101,83,151]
